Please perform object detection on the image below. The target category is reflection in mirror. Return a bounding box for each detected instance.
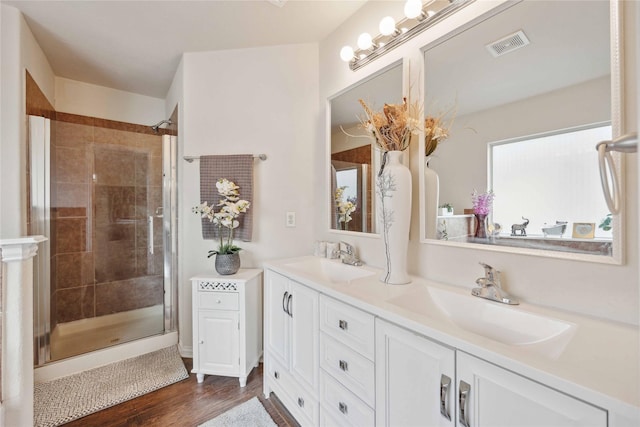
[330,62,403,234]
[422,0,619,258]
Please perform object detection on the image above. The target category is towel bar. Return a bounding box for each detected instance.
[184,154,267,163]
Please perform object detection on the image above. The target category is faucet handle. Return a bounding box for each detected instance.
[340,241,354,255]
[479,262,493,278]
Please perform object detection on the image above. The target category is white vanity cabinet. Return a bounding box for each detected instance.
[376,318,607,427]
[264,269,320,426]
[375,318,456,427]
[190,269,263,387]
[456,352,607,427]
[264,258,635,427]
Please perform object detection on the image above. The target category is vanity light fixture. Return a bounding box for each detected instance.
[340,0,474,71]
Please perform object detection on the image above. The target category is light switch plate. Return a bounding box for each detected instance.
[286,211,296,227]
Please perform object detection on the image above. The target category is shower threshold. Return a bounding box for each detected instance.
[49,305,164,362]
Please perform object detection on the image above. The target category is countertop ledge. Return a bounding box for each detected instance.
[264,256,640,419]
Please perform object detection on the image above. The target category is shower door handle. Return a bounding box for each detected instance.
[148,215,154,254]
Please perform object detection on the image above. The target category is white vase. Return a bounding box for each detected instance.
[377,150,411,285]
[424,156,440,239]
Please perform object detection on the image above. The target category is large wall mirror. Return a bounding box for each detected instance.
[329,62,403,234]
[421,0,624,262]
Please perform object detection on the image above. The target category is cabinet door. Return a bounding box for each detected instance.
[265,270,290,367]
[376,319,456,427]
[291,282,319,391]
[456,352,607,427]
[198,310,239,376]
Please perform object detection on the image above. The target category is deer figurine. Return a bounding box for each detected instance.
[511,217,530,236]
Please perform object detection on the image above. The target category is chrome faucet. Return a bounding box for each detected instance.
[339,242,363,266]
[471,262,519,305]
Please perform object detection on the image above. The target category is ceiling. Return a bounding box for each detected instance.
[3,0,367,99]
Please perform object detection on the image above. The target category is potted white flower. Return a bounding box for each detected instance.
[335,186,357,230]
[193,178,250,275]
[438,203,454,216]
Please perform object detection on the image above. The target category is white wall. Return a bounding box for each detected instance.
[318,0,639,325]
[55,77,165,125]
[176,43,319,353]
[0,4,55,238]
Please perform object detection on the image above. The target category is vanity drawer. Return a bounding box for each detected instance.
[320,295,374,359]
[267,359,319,426]
[198,291,239,311]
[320,370,374,427]
[320,333,375,407]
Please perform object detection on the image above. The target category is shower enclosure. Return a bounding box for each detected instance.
[29,115,178,364]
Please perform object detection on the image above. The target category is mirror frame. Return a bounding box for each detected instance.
[418,0,625,265]
[326,60,405,239]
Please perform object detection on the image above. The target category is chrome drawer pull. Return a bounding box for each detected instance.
[287,294,293,317]
[297,397,305,407]
[459,380,471,427]
[282,291,289,315]
[440,374,451,421]
[338,402,348,415]
[339,360,348,371]
[338,319,348,330]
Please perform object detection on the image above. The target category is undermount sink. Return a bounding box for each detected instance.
[389,286,576,348]
[283,258,376,284]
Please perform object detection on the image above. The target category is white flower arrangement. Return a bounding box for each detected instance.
[193,178,250,256]
[335,186,356,230]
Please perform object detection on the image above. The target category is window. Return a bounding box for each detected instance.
[490,124,612,239]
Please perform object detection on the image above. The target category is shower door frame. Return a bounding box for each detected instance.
[163,134,178,333]
[30,116,179,366]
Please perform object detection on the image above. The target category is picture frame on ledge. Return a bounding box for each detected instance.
[572,222,596,239]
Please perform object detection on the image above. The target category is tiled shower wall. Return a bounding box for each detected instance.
[51,116,165,326]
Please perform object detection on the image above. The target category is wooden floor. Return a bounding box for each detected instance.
[63,359,299,427]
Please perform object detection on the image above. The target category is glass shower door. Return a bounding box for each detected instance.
[30,116,176,364]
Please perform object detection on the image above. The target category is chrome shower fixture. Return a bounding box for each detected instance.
[151,119,173,133]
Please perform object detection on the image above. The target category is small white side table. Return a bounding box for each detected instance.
[190,269,263,387]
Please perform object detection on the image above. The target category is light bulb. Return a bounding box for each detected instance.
[340,46,354,62]
[357,32,373,50]
[379,16,397,36]
[404,0,423,19]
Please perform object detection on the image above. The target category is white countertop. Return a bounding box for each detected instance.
[264,256,640,419]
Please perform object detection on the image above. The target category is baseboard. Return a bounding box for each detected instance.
[178,342,193,358]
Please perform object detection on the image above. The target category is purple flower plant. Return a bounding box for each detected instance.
[471,190,494,215]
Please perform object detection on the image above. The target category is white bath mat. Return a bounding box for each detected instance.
[199,397,277,427]
[34,345,188,427]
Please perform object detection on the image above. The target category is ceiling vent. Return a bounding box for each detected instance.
[485,30,530,58]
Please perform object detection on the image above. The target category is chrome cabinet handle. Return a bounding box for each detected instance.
[338,319,348,330]
[440,374,451,421]
[338,402,348,415]
[287,294,293,317]
[459,380,471,427]
[297,397,304,407]
[282,291,289,315]
[339,360,348,372]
